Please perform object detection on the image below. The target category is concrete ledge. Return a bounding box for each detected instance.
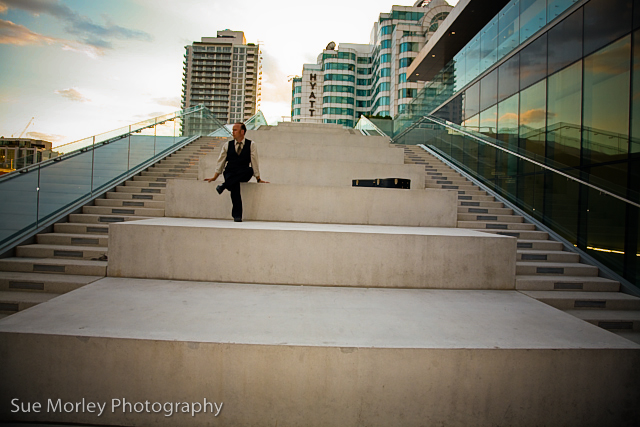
[247,129,391,148]
[107,218,516,289]
[0,279,638,427]
[199,142,405,166]
[166,180,457,227]
[199,158,426,189]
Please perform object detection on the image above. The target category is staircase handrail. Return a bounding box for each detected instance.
[401,115,640,209]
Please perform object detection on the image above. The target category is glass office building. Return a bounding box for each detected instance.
[400,0,640,286]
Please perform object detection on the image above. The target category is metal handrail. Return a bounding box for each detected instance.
[405,115,640,209]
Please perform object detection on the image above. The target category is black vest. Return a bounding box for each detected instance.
[225,139,252,173]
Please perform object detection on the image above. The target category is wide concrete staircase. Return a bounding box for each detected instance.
[0,136,223,319]
[403,144,640,344]
[1,123,638,427]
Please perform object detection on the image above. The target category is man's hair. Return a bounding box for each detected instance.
[234,122,247,132]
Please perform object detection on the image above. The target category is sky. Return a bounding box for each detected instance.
[0,0,457,147]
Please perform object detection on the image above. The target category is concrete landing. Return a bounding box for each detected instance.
[107,218,516,289]
[0,278,638,426]
[166,180,458,227]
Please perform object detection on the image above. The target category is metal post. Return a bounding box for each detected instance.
[90,136,95,196]
[127,125,131,170]
[36,166,40,229]
[153,118,157,156]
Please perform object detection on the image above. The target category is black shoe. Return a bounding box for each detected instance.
[216,184,224,194]
[233,217,242,222]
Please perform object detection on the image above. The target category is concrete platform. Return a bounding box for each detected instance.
[199,158,426,189]
[165,180,458,227]
[0,278,638,426]
[107,218,516,290]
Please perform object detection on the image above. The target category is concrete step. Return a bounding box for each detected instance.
[457,195,498,202]
[167,180,457,227]
[95,198,165,209]
[106,192,166,201]
[517,250,580,263]
[565,309,640,331]
[54,222,110,235]
[0,271,102,293]
[516,240,564,251]
[457,199,503,208]
[36,232,109,247]
[124,180,167,188]
[478,229,549,240]
[16,244,107,260]
[82,206,164,217]
[516,261,599,276]
[115,185,166,194]
[458,213,524,223]
[451,189,488,196]
[460,221,536,230]
[0,257,107,276]
[0,290,59,313]
[520,290,640,310]
[109,219,515,289]
[133,175,188,183]
[457,206,513,215]
[68,213,153,224]
[141,171,198,179]
[148,165,195,172]
[612,331,640,345]
[516,275,621,292]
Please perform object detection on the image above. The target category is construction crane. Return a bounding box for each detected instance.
[17,117,35,138]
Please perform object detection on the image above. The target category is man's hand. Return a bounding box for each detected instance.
[257,178,270,183]
[205,173,220,183]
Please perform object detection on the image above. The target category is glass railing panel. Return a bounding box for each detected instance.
[95,126,130,146]
[394,115,640,289]
[55,136,94,155]
[91,138,130,193]
[128,135,158,170]
[0,171,38,244]
[38,151,93,223]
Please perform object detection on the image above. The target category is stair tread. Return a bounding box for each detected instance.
[520,291,640,301]
[0,271,103,283]
[0,290,60,303]
[516,275,618,283]
[38,232,109,240]
[18,244,107,252]
[516,261,596,267]
[565,310,640,320]
[0,257,107,267]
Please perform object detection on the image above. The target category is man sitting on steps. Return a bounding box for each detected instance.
[205,122,268,222]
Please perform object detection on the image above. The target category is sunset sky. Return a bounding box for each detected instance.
[0,0,457,147]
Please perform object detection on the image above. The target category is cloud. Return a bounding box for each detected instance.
[54,88,90,102]
[520,108,546,125]
[152,97,181,108]
[0,18,57,45]
[0,0,153,52]
[0,3,6,13]
[26,131,65,143]
[261,49,293,103]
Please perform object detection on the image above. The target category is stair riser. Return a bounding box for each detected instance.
[537,299,640,311]
[0,281,86,294]
[458,214,524,223]
[124,181,168,188]
[82,206,164,217]
[115,186,166,194]
[457,207,513,215]
[0,301,39,314]
[95,199,165,209]
[68,214,151,224]
[516,253,580,263]
[36,235,109,247]
[516,241,564,251]
[582,319,640,331]
[516,280,620,292]
[516,265,598,276]
[106,193,166,201]
[460,222,536,231]
[0,262,106,276]
[16,247,106,260]
[478,229,550,240]
[54,224,110,234]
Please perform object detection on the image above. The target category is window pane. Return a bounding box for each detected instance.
[464,81,480,120]
[547,7,583,74]
[498,93,519,148]
[583,36,631,165]
[520,0,547,43]
[631,29,640,154]
[498,53,519,101]
[480,69,498,111]
[480,17,498,73]
[520,33,547,89]
[498,0,520,60]
[519,79,546,156]
[479,104,498,138]
[583,0,632,56]
[547,61,582,167]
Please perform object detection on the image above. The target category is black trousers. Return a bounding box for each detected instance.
[222,167,253,219]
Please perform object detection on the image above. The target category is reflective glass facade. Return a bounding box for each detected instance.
[395,0,640,286]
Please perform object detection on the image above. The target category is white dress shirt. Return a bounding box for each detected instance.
[214,138,260,179]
